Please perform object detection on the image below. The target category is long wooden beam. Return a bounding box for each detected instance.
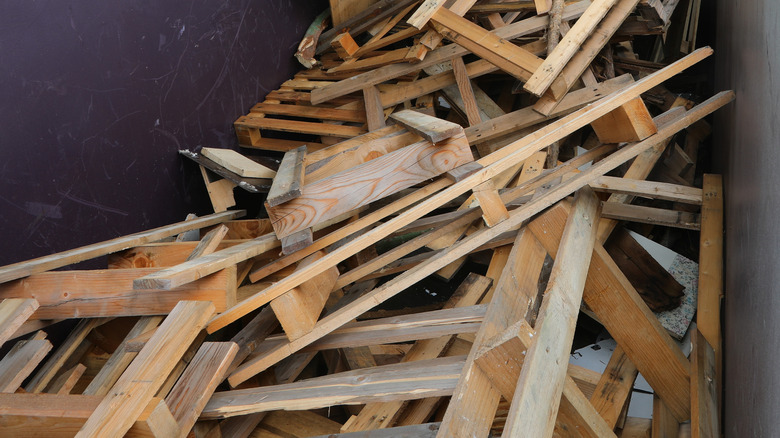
[209,49,718,337]
[0,210,243,284]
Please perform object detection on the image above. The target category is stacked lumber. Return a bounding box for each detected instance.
[0,0,726,436]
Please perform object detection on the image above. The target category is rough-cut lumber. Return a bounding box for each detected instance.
[363,85,387,132]
[165,342,238,437]
[47,363,86,395]
[311,1,591,104]
[236,115,366,139]
[0,298,39,347]
[590,175,703,204]
[524,0,620,96]
[265,133,473,238]
[83,317,163,396]
[0,338,52,393]
[0,210,243,284]
[133,234,278,290]
[331,32,359,59]
[589,345,639,428]
[529,202,692,421]
[270,251,339,341]
[590,96,658,143]
[26,318,104,393]
[389,110,464,144]
[0,395,178,437]
[697,174,723,352]
[0,267,235,319]
[534,0,641,114]
[451,56,482,125]
[503,187,601,438]
[315,423,441,438]
[200,148,276,178]
[75,301,215,438]
[210,49,718,337]
[204,356,465,419]
[186,225,229,261]
[600,203,701,230]
[267,146,307,207]
[691,329,719,438]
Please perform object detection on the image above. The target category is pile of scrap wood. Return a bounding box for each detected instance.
[0,0,729,436]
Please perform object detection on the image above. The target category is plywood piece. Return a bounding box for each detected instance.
[201,148,276,178]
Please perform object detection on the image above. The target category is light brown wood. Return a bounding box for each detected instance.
[265,134,473,238]
[590,175,703,204]
[266,146,307,207]
[270,251,339,341]
[697,174,723,352]
[0,211,243,284]
[47,363,86,395]
[331,32,360,59]
[0,338,52,393]
[503,187,601,437]
[200,148,276,178]
[524,0,620,96]
[187,225,229,261]
[363,85,387,132]
[591,97,658,143]
[75,301,215,438]
[390,109,465,144]
[589,345,638,428]
[0,267,235,319]
[691,329,719,438]
[165,342,238,437]
[601,202,701,230]
[450,56,482,126]
[0,298,39,347]
[209,52,721,340]
[472,180,510,226]
[652,395,680,438]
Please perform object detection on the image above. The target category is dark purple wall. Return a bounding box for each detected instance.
[0,0,326,266]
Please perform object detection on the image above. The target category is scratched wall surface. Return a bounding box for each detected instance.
[714,0,780,436]
[0,0,327,266]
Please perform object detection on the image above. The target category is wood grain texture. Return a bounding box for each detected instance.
[267,146,307,207]
[0,210,243,284]
[590,97,658,143]
[389,109,464,144]
[697,174,723,351]
[0,267,235,319]
[0,338,52,393]
[266,134,473,238]
[75,301,215,438]
[0,298,39,347]
[200,148,276,178]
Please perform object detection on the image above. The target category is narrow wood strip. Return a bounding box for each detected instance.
[0,299,39,347]
[0,338,52,393]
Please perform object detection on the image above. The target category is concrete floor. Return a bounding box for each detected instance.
[714,0,780,436]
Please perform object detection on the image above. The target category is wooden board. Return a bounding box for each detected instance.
[266,133,474,238]
[200,148,276,178]
[0,299,39,347]
[0,267,235,319]
[0,210,243,284]
[389,110,465,144]
[267,146,307,207]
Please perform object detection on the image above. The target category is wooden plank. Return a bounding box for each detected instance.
[200,148,276,178]
[697,174,723,351]
[503,187,601,437]
[691,329,719,438]
[0,394,178,438]
[203,356,464,418]
[430,8,542,83]
[235,115,366,139]
[270,251,339,341]
[0,338,52,393]
[315,422,440,438]
[362,85,386,132]
[311,1,591,104]
[600,203,701,230]
[528,202,692,421]
[0,267,235,319]
[0,210,243,284]
[281,229,313,255]
[47,363,86,395]
[228,95,732,395]
[255,410,341,437]
[317,0,420,54]
[265,134,473,239]
[341,274,491,432]
[0,299,39,347]
[267,146,307,207]
[438,229,547,437]
[408,0,447,29]
[331,32,360,59]
[75,301,215,438]
[187,225,229,261]
[589,345,638,428]
[652,395,680,438]
[250,103,366,123]
[209,52,721,337]
[590,176,703,204]
[83,317,164,396]
[524,0,620,96]
[25,319,104,393]
[132,235,278,290]
[165,342,238,437]
[450,56,482,126]
[389,110,464,144]
[472,180,510,226]
[591,97,658,143]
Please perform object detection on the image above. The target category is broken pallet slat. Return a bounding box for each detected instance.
[266,146,307,207]
[0,338,52,393]
[0,210,244,284]
[0,298,39,347]
[200,148,276,179]
[389,109,464,144]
